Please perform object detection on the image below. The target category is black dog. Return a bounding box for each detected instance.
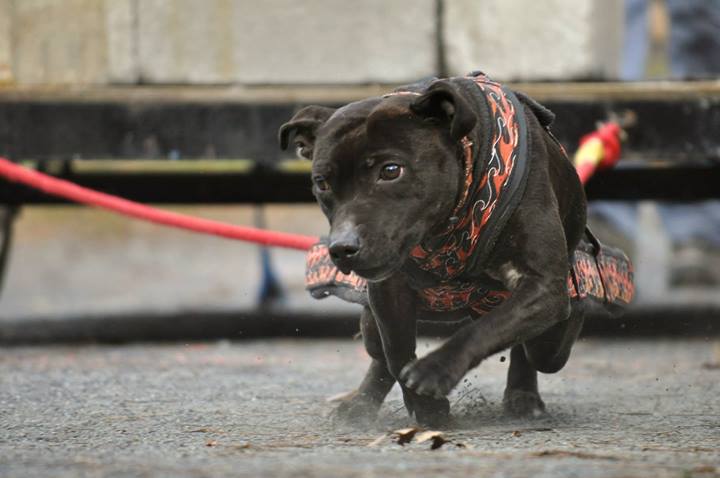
[280,72,633,427]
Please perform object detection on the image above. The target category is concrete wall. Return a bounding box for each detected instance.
[135,0,437,84]
[444,0,624,81]
[10,0,111,84]
[0,0,11,83]
[0,0,623,85]
[105,0,137,83]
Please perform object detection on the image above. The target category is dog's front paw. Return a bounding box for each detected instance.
[399,352,464,399]
[329,392,382,427]
[402,391,451,428]
[503,389,546,418]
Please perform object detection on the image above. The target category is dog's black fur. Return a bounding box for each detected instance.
[279,77,587,427]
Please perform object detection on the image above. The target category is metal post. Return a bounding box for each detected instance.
[0,205,19,300]
[254,206,285,308]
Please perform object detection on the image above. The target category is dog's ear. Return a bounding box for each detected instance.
[410,80,477,141]
[278,106,336,159]
[515,91,555,127]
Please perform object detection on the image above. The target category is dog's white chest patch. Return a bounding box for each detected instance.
[500,262,523,290]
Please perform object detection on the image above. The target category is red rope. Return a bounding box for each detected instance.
[0,158,318,251]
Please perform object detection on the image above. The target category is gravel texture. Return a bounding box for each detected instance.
[1,338,719,477]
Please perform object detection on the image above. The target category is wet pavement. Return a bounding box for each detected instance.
[1,337,719,477]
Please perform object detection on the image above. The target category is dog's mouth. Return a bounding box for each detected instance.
[348,262,401,282]
[330,253,399,281]
[335,236,421,282]
[328,230,419,282]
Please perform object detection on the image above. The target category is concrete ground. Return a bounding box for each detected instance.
[1,338,719,478]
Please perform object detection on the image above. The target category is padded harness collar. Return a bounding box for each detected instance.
[304,73,634,317]
[401,72,530,287]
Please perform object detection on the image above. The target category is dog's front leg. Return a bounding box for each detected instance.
[399,275,570,400]
[368,275,450,427]
[332,306,396,425]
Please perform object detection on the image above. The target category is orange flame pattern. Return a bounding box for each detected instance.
[409,74,518,279]
[304,74,634,317]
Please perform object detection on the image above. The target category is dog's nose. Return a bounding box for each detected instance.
[328,238,360,262]
[328,222,361,270]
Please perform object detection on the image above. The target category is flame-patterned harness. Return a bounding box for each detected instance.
[305,73,634,318]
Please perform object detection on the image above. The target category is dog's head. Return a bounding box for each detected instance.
[279,80,478,282]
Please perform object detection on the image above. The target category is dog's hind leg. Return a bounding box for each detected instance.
[503,344,545,417]
[503,304,584,417]
[506,303,584,418]
[331,306,396,425]
[523,302,585,374]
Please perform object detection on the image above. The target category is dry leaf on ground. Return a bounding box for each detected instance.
[415,430,447,450]
[393,427,420,445]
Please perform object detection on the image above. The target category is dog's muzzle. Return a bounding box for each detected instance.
[328,226,361,274]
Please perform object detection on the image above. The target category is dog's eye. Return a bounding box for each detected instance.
[313,175,330,192]
[379,164,403,181]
